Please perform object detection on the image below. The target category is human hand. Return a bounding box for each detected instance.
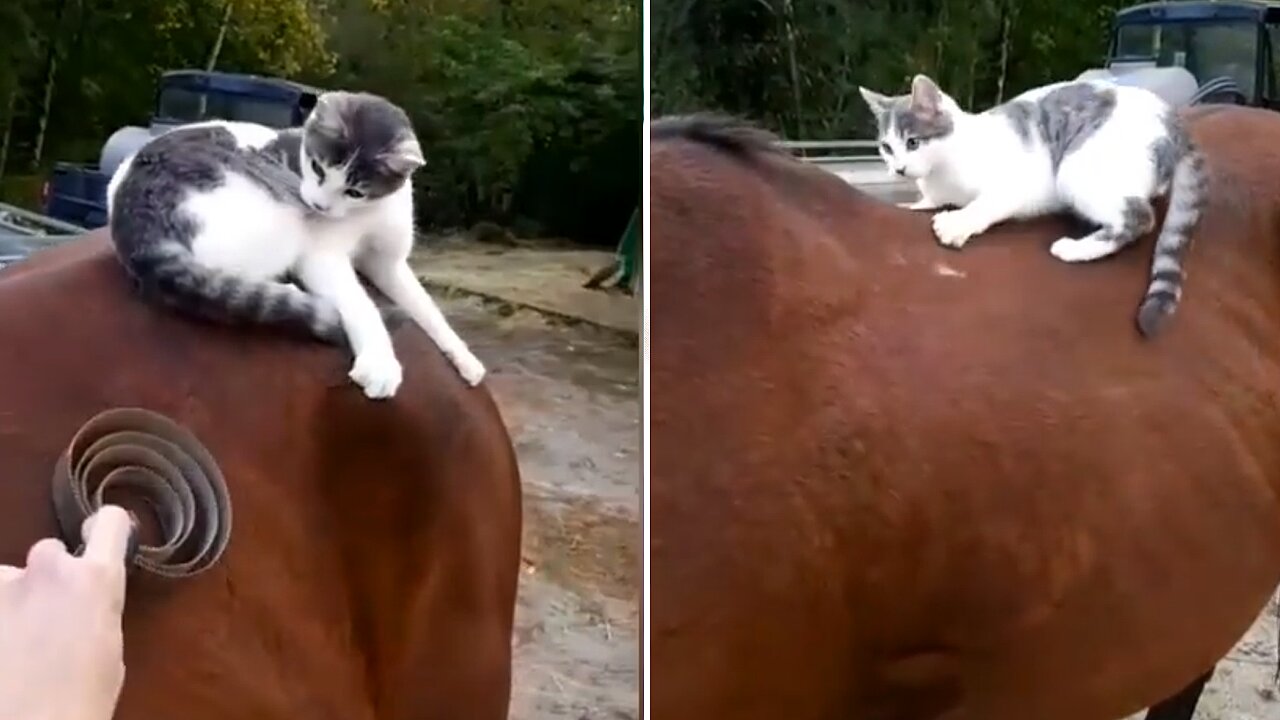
[0,505,134,720]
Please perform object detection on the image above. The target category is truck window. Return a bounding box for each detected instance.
[156,87,297,129]
[1190,22,1257,96]
[1113,20,1257,96]
[1115,23,1159,59]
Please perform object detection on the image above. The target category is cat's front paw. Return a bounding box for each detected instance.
[900,199,939,211]
[932,210,977,249]
[452,351,486,387]
[1049,236,1116,263]
[349,349,403,399]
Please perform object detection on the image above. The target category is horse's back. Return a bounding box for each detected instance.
[651,109,1280,719]
[0,231,521,719]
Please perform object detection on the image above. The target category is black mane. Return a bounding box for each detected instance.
[650,113,788,157]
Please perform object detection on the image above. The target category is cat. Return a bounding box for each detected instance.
[858,74,1207,337]
[106,92,486,399]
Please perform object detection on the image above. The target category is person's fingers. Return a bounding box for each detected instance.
[25,537,69,572]
[80,505,134,568]
[0,564,21,583]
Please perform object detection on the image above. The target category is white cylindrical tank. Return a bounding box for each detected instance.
[1075,65,1199,108]
[99,125,160,178]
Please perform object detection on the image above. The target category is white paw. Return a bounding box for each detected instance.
[1049,237,1114,263]
[1050,238,1086,263]
[349,349,403,399]
[932,210,977,248]
[452,351,486,387]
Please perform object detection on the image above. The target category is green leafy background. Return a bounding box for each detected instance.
[0,0,640,246]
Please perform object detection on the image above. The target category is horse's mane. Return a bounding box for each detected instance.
[650,113,789,158]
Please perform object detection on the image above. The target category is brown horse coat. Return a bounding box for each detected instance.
[651,106,1280,720]
[0,231,521,719]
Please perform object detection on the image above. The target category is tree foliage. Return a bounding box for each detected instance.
[324,0,639,237]
[652,0,1126,139]
[0,0,639,245]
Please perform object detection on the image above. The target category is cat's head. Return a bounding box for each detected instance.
[858,74,959,179]
[299,91,425,218]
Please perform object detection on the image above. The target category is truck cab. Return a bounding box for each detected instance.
[150,69,318,129]
[43,69,320,229]
[1106,0,1280,107]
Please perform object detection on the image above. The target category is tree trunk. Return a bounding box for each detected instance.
[30,52,59,168]
[994,0,1015,104]
[30,0,69,171]
[934,0,949,76]
[206,0,235,71]
[780,0,804,137]
[967,53,977,109]
[0,88,18,181]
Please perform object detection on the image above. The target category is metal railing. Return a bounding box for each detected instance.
[0,202,86,270]
[779,139,881,165]
[778,138,920,202]
[0,202,85,238]
[780,139,879,151]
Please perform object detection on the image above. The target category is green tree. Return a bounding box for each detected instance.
[325,0,639,241]
[0,0,641,246]
[653,0,1126,138]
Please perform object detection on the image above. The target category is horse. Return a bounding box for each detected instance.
[0,231,522,719]
[650,104,1280,720]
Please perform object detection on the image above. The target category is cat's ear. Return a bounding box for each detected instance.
[379,139,425,175]
[310,92,349,135]
[858,87,892,119]
[910,74,944,116]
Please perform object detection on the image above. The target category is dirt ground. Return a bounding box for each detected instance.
[1124,592,1279,720]
[431,287,640,720]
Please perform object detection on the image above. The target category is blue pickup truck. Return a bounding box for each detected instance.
[42,69,321,229]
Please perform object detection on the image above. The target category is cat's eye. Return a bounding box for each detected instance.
[344,188,366,199]
[905,137,920,151]
[879,142,891,155]
[309,158,325,180]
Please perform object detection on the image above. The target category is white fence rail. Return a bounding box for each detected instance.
[779,139,880,163]
[0,202,86,269]
[778,139,917,203]
[0,202,85,238]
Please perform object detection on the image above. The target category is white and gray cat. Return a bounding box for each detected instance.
[106,91,485,399]
[859,74,1207,337]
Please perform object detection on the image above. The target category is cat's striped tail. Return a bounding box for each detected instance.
[118,243,350,346]
[1136,147,1207,338]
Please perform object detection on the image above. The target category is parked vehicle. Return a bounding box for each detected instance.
[42,69,321,229]
[1091,0,1280,107]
